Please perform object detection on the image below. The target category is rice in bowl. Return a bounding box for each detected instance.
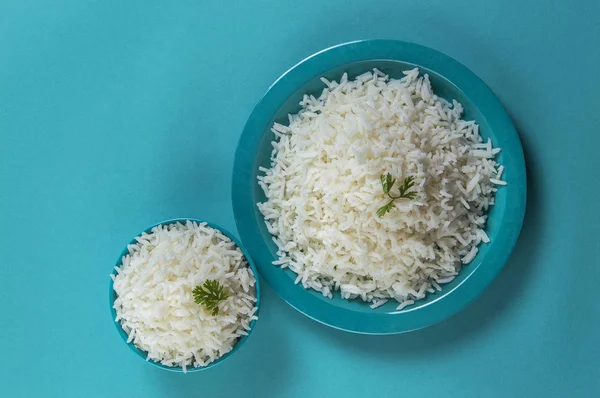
[257,68,505,310]
[111,221,258,372]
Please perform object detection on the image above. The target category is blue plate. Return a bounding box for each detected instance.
[232,40,526,334]
[109,218,261,371]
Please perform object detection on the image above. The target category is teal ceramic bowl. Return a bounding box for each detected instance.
[232,40,526,334]
[108,218,261,372]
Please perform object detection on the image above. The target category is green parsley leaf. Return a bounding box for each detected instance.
[193,280,229,315]
[376,174,418,217]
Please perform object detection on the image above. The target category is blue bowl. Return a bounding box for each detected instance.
[232,40,526,334]
[109,218,261,372]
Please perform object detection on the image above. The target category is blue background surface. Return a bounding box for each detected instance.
[1,0,598,397]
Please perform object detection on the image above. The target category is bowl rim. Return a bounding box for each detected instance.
[232,39,526,334]
[108,218,261,372]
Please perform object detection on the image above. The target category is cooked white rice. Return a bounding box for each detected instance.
[111,221,258,372]
[257,68,505,309]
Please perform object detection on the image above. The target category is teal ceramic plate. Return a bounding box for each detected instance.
[232,40,526,334]
[109,218,261,371]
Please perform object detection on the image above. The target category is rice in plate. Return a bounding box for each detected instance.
[111,221,258,372]
[257,68,505,310]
